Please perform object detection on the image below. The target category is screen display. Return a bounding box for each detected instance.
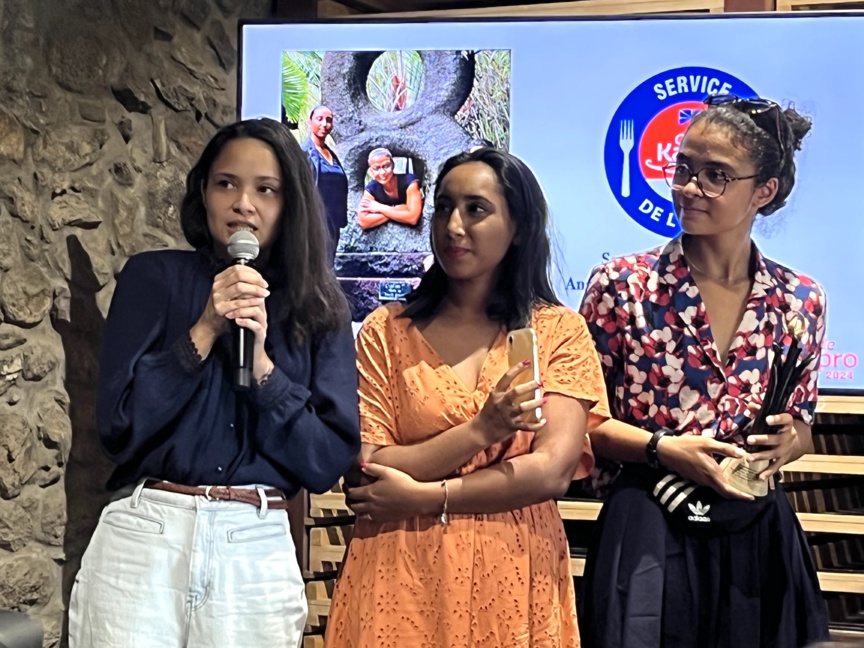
[240,15,863,394]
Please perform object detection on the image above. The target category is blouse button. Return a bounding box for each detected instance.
[216,466,223,472]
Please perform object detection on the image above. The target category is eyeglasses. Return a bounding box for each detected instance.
[370,162,393,173]
[704,94,786,163]
[663,163,757,199]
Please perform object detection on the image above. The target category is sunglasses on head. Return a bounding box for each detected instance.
[704,94,786,162]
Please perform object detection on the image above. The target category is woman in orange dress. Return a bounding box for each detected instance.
[325,148,610,648]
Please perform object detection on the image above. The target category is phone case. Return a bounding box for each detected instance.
[506,327,542,424]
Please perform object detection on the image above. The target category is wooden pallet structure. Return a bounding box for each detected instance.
[294,479,355,645]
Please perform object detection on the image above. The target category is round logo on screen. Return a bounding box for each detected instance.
[603,67,758,236]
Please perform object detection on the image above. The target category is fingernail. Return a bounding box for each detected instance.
[766,416,775,425]
[542,398,548,404]
[735,448,746,457]
[360,462,367,468]
[747,436,756,444]
[539,380,544,387]
[264,290,271,297]
[522,359,531,366]
[540,418,548,426]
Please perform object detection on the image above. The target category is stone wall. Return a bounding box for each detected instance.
[0,0,269,644]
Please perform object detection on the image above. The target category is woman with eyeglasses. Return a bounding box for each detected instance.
[578,95,829,648]
[356,147,423,230]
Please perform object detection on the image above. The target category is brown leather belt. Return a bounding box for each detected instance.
[144,481,289,510]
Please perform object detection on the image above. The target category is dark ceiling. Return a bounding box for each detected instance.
[320,0,575,14]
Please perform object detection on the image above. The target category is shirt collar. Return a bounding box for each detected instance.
[657,234,777,297]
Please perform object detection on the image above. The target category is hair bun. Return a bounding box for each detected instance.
[781,106,812,152]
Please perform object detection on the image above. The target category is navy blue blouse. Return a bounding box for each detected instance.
[302,138,348,232]
[96,249,360,495]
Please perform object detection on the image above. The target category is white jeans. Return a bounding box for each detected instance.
[69,482,306,648]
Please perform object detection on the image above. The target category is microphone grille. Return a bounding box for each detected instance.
[227,231,260,262]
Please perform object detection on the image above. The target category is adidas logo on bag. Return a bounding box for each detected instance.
[652,474,712,524]
[687,501,711,523]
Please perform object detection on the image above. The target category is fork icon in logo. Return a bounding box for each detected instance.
[619,119,634,198]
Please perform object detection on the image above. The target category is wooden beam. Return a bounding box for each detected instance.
[724,0,774,10]
[778,0,864,10]
[782,454,864,475]
[817,394,864,415]
[326,0,385,11]
[367,0,726,19]
[274,0,318,19]
[319,0,361,15]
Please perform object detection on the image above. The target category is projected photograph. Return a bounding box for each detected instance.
[280,49,512,321]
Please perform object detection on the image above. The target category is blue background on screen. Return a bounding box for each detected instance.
[241,17,864,392]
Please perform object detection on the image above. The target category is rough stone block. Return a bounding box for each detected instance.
[0,265,52,328]
[47,27,124,94]
[0,549,54,609]
[0,106,25,163]
[34,126,109,173]
[207,20,235,70]
[0,499,32,551]
[0,326,26,352]
[0,409,35,499]
[178,0,210,29]
[46,191,102,231]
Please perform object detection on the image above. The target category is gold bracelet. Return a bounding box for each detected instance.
[440,479,449,525]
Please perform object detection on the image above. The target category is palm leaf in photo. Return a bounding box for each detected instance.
[282,52,310,128]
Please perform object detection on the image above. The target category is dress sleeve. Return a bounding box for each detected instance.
[539,308,612,480]
[96,254,209,464]
[355,308,399,446]
[578,264,624,389]
[787,282,827,426]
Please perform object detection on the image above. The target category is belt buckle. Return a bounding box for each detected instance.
[205,485,233,502]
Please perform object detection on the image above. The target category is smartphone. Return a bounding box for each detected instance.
[506,327,542,424]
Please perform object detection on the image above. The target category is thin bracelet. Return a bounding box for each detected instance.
[255,363,275,388]
[440,479,449,525]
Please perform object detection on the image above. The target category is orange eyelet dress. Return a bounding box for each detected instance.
[325,303,610,648]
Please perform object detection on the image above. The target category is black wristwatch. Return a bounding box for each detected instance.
[646,429,671,469]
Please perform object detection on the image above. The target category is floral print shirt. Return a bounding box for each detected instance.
[579,236,826,447]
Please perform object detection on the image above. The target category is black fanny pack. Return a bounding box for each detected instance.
[621,465,779,536]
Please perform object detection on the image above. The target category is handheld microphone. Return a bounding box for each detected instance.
[226,231,260,391]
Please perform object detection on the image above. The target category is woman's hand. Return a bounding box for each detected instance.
[194,265,273,378]
[656,435,754,500]
[746,413,799,481]
[345,463,440,522]
[472,361,547,445]
[359,197,384,215]
[198,265,269,333]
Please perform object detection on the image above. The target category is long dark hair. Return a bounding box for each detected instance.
[180,118,348,344]
[402,148,560,329]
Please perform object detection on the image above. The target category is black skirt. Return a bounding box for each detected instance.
[579,468,829,648]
